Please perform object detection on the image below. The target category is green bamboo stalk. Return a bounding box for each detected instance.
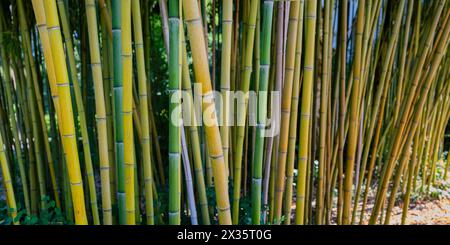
[55,0,100,224]
[168,0,181,225]
[112,0,126,224]
[252,0,274,225]
[231,0,258,224]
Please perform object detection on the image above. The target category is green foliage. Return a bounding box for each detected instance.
[0,203,14,225]
[206,186,218,225]
[206,186,216,209]
[0,196,71,225]
[238,195,252,225]
[154,188,168,225]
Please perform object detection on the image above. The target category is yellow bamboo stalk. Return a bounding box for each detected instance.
[0,67,19,222]
[18,0,60,209]
[84,0,113,225]
[284,0,304,224]
[31,0,66,213]
[121,0,135,225]
[343,0,364,225]
[43,0,88,225]
[55,0,100,224]
[180,27,210,224]
[220,0,232,180]
[0,130,18,224]
[183,0,232,225]
[231,0,258,224]
[295,0,317,225]
[273,1,300,224]
[98,0,113,39]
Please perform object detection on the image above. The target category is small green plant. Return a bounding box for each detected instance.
[238,196,252,225]
[155,188,168,225]
[1,196,69,225]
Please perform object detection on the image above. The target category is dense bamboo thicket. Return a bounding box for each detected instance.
[0,0,449,225]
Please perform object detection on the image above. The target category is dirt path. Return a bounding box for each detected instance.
[385,198,450,225]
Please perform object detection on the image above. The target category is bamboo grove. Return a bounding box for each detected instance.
[0,0,449,225]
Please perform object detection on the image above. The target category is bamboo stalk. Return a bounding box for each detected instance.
[0,10,30,214]
[252,0,274,225]
[132,0,154,225]
[284,0,304,225]
[230,0,258,224]
[342,0,364,225]
[55,0,100,224]
[120,0,135,225]
[42,0,88,225]
[84,0,112,225]
[183,0,232,225]
[112,0,126,224]
[168,0,181,225]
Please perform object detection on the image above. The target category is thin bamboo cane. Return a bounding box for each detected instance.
[0,129,17,223]
[231,0,258,224]
[181,124,198,225]
[351,0,406,224]
[20,13,47,213]
[284,0,304,225]
[55,0,100,224]
[0,12,30,214]
[112,0,126,224]
[273,1,299,224]
[120,0,135,225]
[98,0,112,39]
[168,0,181,225]
[155,0,170,188]
[370,10,450,224]
[84,0,112,225]
[220,0,232,182]
[30,0,66,208]
[18,0,60,210]
[131,0,154,225]
[159,0,170,54]
[336,0,347,225]
[296,0,317,225]
[317,0,331,224]
[180,28,210,225]
[370,2,445,224]
[343,0,364,225]
[13,54,40,216]
[252,0,274,225]
[100,0,117,214]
